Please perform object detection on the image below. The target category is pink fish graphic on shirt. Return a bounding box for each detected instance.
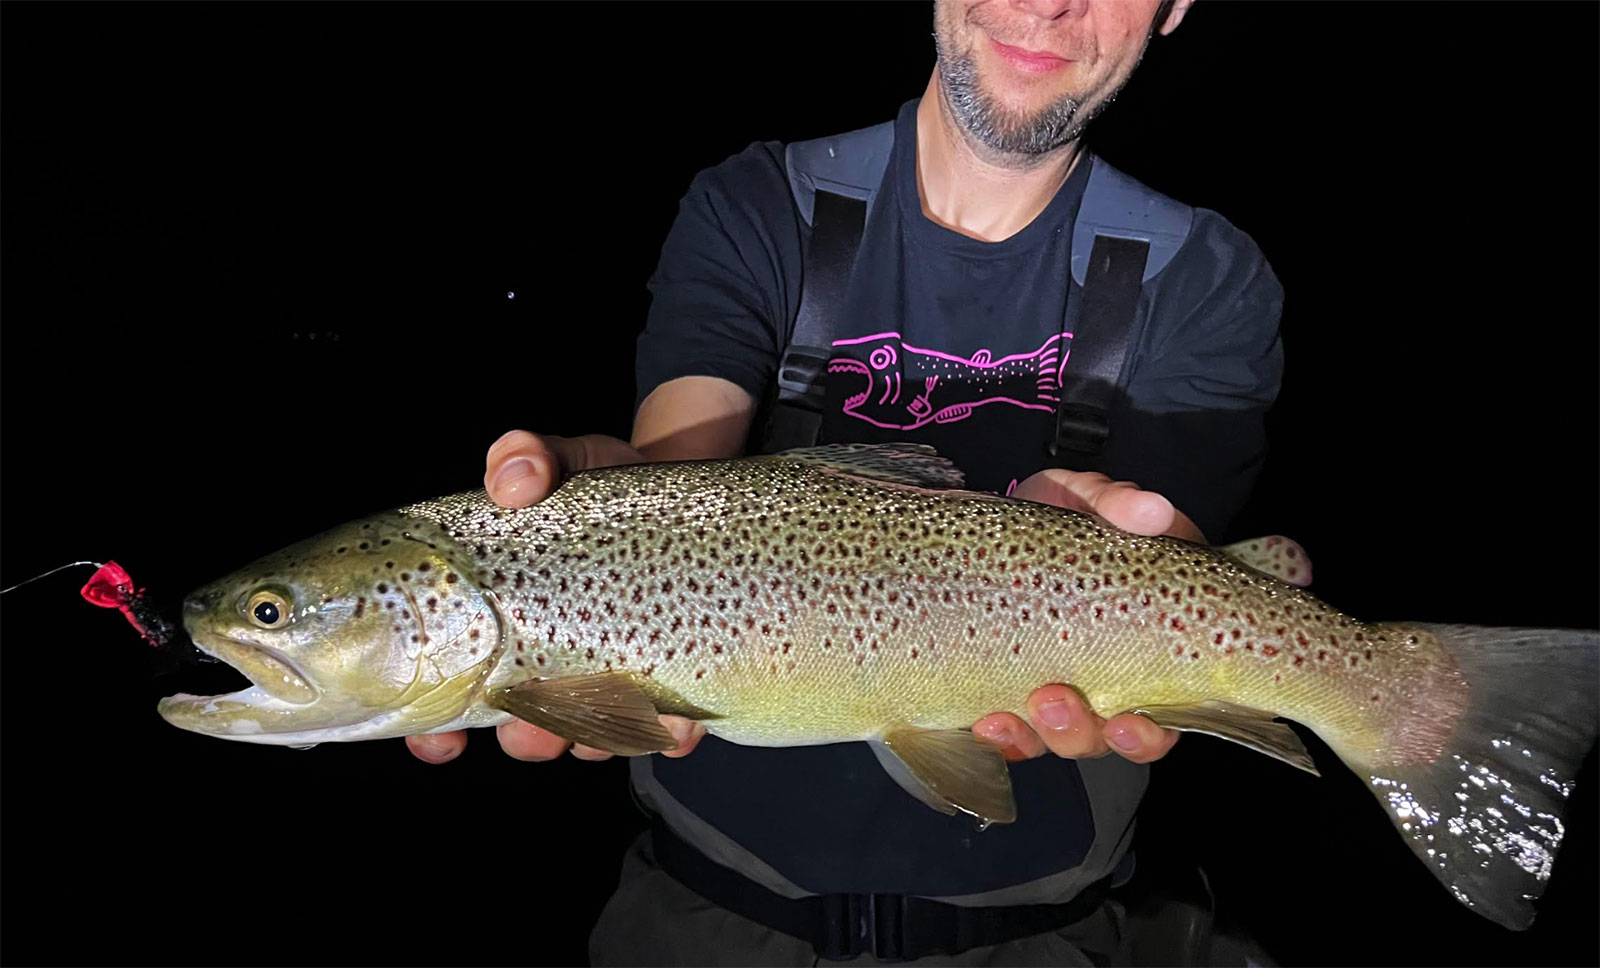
[828,332,1070,431]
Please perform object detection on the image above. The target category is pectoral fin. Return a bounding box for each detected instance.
[487,673,677,755]
[1131,700,1319,775]
[1219,536,1313,587]
[870,727,1017,826]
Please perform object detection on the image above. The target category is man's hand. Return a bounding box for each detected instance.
[971,468,1202,765]
[405,430,707,764]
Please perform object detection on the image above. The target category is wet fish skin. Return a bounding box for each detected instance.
[160,444,1597,931]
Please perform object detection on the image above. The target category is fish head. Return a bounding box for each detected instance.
[159,515,502,744]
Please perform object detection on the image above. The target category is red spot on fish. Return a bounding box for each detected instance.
[1190,651,1200,660]
[1262,645,1279,657]
[1293,655,1304,666]
[1214,633,1225,645]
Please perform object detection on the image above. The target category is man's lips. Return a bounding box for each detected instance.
[989,37,1071,74]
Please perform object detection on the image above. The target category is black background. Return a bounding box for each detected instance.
[2,3,1595,965]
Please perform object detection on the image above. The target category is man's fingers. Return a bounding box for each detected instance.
[1026,685,1111,759]
[485,432,592,509]
[973,712,1049,761]
[1013,469,1205,542]
[1103,713,1182,764]
[406,730,466,763]
[1092,482,1178,537]
[495,719,573,761]
[660,716,708,758]
[570,743,616,761]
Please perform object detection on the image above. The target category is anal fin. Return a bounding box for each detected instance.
[870,727,1017,827]
[1131,700,1319,775]
[486,673,677,755]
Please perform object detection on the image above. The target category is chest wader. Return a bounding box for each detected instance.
[647,123,1229,963]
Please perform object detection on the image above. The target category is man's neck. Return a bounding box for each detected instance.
[914,73,1084,243]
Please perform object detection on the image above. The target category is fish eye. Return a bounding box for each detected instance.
[247,591,291,629]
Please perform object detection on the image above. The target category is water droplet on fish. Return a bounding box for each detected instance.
[506,291,516,300]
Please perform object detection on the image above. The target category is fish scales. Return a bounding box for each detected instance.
[397,455,1439,757]
[160,444,1598,931]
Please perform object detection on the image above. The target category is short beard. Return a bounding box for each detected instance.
[934,33,1089,160]
[932,13,1151,165]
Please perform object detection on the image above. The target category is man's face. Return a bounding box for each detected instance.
[933,0,1176,158]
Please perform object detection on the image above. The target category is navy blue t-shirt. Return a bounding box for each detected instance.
[633,98,1284,897]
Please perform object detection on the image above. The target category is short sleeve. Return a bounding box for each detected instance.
[1102,209,1286,541]
[634,141,806,414]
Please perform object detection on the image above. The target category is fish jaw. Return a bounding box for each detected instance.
[187,627,318,704]
[156,687,508,744]
[157,626,348,740]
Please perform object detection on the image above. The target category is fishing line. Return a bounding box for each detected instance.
[0,559,215,664]
[0,561,103,595]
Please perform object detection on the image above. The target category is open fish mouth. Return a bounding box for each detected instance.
[829,357,872,410]
[164,630,318,706]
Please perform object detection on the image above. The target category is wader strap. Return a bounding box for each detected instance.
[651,818,1113,962]
[763,189,867,453]
[1051,234,1150,458]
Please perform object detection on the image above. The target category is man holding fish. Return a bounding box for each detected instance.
[414,0,1258,962]
[153,0,1594,956]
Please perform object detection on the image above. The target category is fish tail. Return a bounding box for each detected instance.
[1346,624,1597,930]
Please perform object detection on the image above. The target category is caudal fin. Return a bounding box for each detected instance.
[1354,624,1597,930]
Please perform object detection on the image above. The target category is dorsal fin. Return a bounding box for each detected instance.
[775,443,966,490]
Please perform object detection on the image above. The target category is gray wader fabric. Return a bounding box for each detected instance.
[628,754,1149,905]
[589,832,1131,968]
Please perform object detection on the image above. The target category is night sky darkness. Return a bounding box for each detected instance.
[2,3,1595,966]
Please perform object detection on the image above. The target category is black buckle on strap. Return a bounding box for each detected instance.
[650,820,1111,963]
[776,345,832,406]
[818,892,913,962]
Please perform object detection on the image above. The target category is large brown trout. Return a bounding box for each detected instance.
[161,443,1596,930]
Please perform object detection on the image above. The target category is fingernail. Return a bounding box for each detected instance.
[491,458,537,497]
[414,736,458,761]
[1039,699,1072,729]
[1107,726,1141,752]
[977,721,1012,746]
